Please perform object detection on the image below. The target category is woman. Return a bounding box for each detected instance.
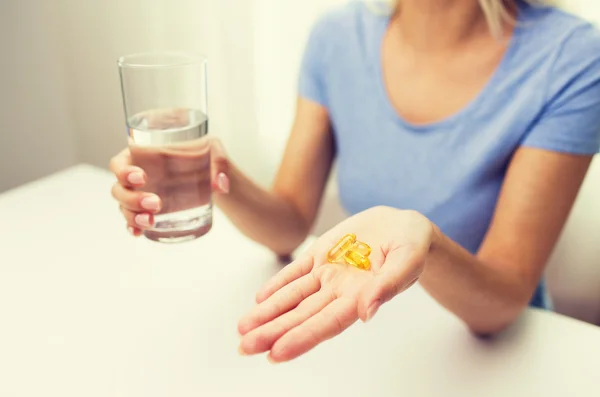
[110,0,600,363]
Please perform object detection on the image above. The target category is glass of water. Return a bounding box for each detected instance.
[118,52,212,243]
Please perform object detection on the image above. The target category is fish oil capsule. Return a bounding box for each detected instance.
[327,234,357,264]
[344,251,371,270]
[344,242,372,270]
[353,241,371,257]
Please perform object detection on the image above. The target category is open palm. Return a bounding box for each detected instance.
[237,206,434,363]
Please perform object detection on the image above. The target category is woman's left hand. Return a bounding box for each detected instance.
[237,206,436,363]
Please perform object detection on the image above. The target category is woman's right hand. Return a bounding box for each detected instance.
[109,137,232,236]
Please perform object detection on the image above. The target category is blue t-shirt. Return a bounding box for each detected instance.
[298,0,600,309]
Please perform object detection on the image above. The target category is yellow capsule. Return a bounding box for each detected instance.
[327,234,357,264]
[359,257,371,271]
[352,241,371,257]
[344,249,371,271]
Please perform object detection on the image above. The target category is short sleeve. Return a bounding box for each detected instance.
[521,25,600,155]
[298,15,332,107]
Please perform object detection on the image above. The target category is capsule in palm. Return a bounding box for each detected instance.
[327,234,357,264]
[344,242,372,270]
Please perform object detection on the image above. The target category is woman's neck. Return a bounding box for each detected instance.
[390,0,492,53]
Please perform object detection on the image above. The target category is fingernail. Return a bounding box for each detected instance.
[238,346,247,356]
[127,226,135,235]
[135,214,152,228]
[217,173,230,193]
[141,195,160,211]
[267,354,279,365]
[128,171,145,185]
[366,300,381,322]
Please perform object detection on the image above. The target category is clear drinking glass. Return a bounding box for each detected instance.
[118,52,212,243]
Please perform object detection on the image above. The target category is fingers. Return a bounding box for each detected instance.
[238,272,321,335]
[254,256,315,304]
[213,172,230,194]
[239,288,335,355]
[110,148,157,235]
[120,206,155,230]
[111,183,162,213]
[109,149,147,189]
[268,297,358,363]
[109,148,131,174]
[127,225,143,237]
[209,137,230,194]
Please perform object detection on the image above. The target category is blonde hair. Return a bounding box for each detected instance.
[368,0,554,38]
[479,0,551,37]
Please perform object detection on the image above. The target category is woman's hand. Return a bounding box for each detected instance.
[108,136,231,236]
[237,206,436,363]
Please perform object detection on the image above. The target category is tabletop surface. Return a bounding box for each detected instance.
[1,164,599,397]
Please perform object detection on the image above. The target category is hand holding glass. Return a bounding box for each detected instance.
[118,52,211,243]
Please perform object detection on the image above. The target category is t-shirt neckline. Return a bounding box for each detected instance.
[370,2,526,132]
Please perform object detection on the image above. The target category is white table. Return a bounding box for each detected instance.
[0,165,599,397]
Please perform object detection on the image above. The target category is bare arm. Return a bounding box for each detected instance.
[215,98,334,256]
[234,149,593,362]
[420,148,592,334]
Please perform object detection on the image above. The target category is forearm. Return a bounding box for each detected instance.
[419,226,533,334]
[214,163,310,256]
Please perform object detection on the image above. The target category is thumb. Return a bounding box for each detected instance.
[210,137,230,194]
[358,244,428,322]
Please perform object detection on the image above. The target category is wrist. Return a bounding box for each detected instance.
[420,220,449,284]
[429,221,444,254]
[421,220,445,278]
